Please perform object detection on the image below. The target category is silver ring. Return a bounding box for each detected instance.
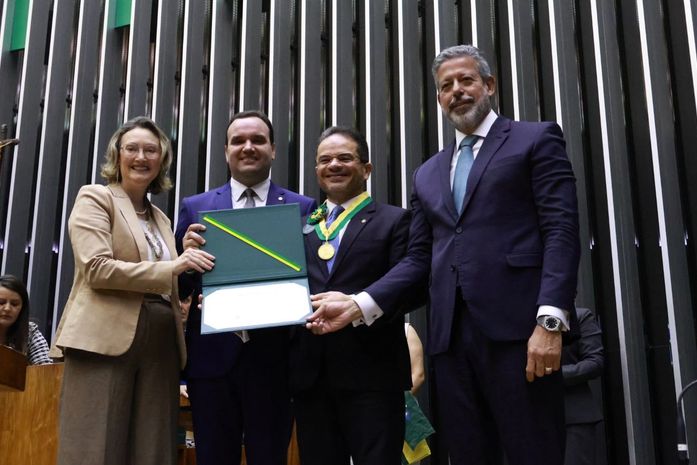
[544,367,553,373]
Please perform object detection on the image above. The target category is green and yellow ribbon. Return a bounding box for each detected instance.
[202,215,302,272]
[315,192,372,241]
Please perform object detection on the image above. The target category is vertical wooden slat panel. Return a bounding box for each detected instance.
[206,0,235,190]
[0,0,22,268]
[424,0,457,155]
[665,4,697,431]
[1,1,51,278]
[269,0,294,190]
[545,0,596,311]
[585,0,655,463]
[124,0,153,119]
[635,0,697,456]
[173,0,208,223]
[238,0,262,111]
[151,0,181,215]
[27,0,78,331]
[508,0,539,121]
[93,0,127,182]
[297,0,322,200]
[329,0,353,127]
[391,0,423,208]
[358,0,388,203]
[471,0,497,108]
[53,0,106,331]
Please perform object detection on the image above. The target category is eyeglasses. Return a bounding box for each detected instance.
[120,144,161,159]
[316,153,361,167]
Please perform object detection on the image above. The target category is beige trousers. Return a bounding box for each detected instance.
[56,297,180,465]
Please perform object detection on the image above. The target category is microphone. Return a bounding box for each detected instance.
[0,138,19,149]
[678,378,697,464]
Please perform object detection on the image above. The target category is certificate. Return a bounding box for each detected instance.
[199,204,312,333]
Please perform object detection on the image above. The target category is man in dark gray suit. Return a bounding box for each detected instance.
[562,307,604,465]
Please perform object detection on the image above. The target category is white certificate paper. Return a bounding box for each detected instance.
[201,279,312,333]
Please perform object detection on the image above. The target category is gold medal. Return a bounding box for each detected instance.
[318,242,335,260]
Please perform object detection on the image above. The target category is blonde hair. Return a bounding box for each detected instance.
[100,116,173,194]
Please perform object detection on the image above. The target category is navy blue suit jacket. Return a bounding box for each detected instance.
[290,200,415,393]
[175,181,317,378]
[366,116,580,355]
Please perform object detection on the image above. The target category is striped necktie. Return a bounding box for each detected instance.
[325,206,344,272]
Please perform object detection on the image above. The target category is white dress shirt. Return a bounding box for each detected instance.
[230,177,271,208]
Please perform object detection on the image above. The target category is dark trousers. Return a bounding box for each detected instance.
[57,298,180,465]
[294,385,405,465]
[565,423,599,465]
[432,298,566,465]
[187,335,292,465]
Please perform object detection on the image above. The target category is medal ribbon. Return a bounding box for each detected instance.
[314,192,372,241]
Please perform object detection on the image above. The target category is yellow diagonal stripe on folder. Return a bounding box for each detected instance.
[202,215,302,272]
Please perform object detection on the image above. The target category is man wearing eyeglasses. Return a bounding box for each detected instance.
[289,126,420,465]
[174,110,316,465]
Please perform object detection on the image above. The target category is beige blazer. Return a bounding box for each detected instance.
[50,184,186,368]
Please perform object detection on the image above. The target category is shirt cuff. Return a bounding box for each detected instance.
[537,305,570,331]
[351,292,384,327]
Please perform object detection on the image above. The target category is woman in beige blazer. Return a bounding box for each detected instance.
[51,116,214,465]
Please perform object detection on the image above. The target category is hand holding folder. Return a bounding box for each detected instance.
[198,204,312,334]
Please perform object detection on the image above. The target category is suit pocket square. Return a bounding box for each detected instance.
[505,252,542,267]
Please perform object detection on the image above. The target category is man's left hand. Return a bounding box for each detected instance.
[525,325,562,382]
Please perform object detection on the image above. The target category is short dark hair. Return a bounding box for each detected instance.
[100,116,173,194]
[432,44,493,88]
[225,110,275,145]
[0,275,30,354]
[317,126,370,164]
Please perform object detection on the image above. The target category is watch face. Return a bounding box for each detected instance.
[544,317,561,331]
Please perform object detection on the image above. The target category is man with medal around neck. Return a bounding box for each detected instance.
[289,126,418,465]
[175,110,316,465]
[308,45,581,465]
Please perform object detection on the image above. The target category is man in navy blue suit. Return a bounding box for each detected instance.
[290,127,417,465]
[175,110,316,465]
[308,45,580,465]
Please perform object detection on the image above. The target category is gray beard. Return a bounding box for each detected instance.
[445,98,491,133]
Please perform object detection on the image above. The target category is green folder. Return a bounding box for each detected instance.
[199,204,312,334]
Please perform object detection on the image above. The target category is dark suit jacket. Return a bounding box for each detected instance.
[290,200,413,393]
[366,116,580,354]
[562,307,604,424]
[175,181,316,379]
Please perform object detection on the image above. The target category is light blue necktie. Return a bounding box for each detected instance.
[452,135,478,213]
[325,206,345,272]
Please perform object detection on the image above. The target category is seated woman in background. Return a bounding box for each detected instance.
[0,274,52,365]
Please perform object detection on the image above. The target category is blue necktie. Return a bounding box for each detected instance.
[325,206,344,272]
[452,135,478,213]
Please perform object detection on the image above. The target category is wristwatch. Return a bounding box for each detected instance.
[537,315,562,332]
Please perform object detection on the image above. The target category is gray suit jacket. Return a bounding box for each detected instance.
[562,307,604,424]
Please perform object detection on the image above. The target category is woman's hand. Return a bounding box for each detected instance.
[173,248,215,275]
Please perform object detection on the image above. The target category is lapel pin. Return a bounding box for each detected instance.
[361,219,367,223]
[278,196,283,201]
